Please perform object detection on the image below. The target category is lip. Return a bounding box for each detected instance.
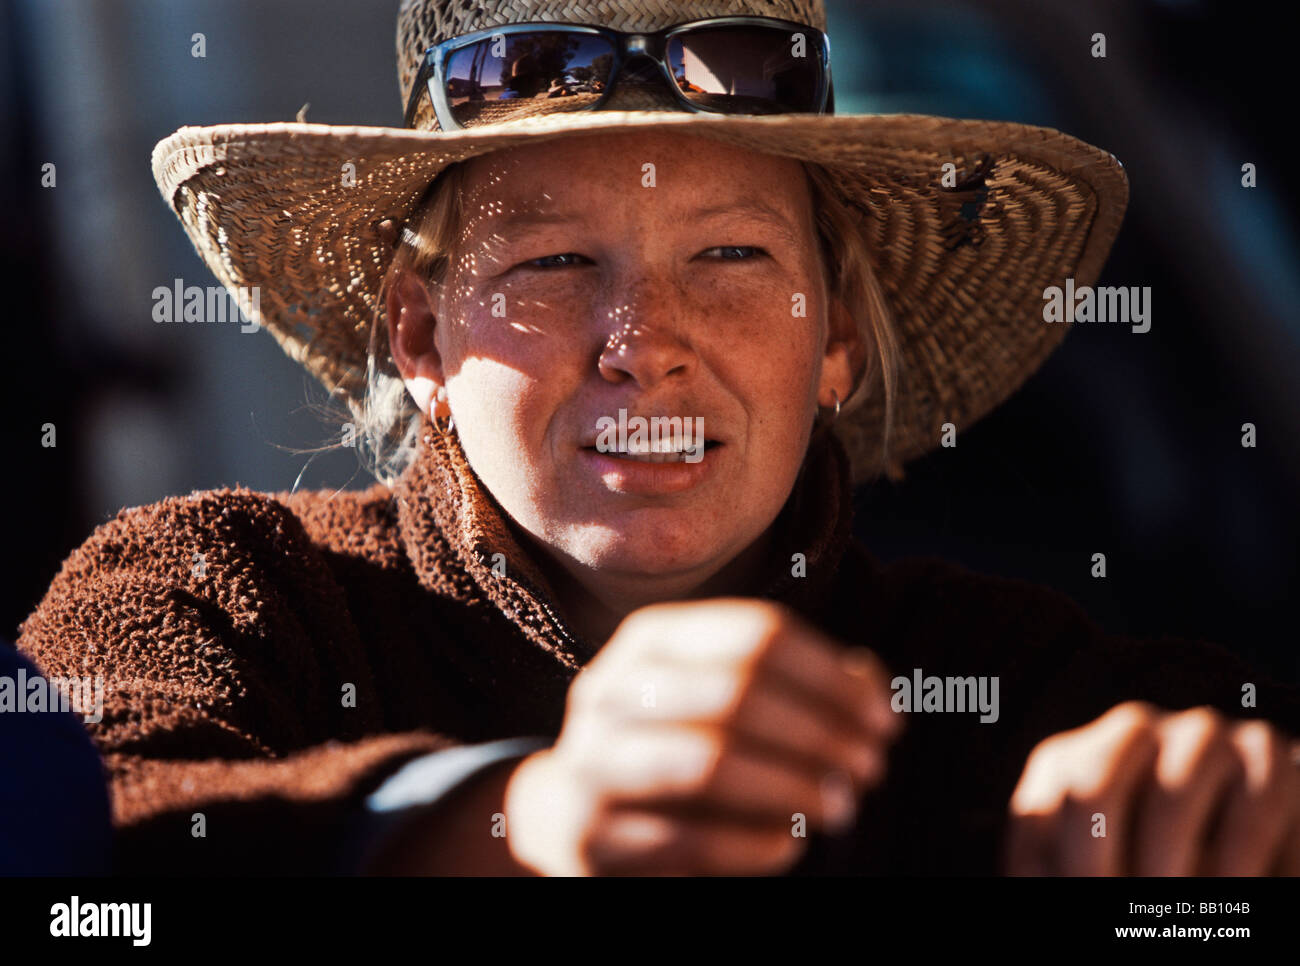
[577,431,724,449]
[578,442,723,496]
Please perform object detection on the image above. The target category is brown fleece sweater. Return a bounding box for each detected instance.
[17,410,1300,874]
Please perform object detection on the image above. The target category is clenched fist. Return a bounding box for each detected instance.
[503,598,903,875]
[1004,701,1300,875]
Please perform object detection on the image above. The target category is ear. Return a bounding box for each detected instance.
[386,268,444,418]
[818,295,868,409]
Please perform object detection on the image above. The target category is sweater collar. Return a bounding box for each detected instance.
[392,410,854,667]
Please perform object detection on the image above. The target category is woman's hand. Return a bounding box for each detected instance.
[503,598,902,875]
[1004,701,1300,875]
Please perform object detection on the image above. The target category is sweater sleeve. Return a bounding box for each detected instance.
[15,487,465,875]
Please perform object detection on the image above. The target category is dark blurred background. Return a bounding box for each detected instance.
[3,0,1296,684]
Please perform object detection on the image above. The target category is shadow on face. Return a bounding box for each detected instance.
[391,130,857,581]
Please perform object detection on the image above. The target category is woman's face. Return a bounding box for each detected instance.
[391,131,859,586]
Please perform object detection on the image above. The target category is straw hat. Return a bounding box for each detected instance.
[151,0,1127,483]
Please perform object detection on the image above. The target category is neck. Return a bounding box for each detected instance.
[517,525,779,647]
[400,416,850,666]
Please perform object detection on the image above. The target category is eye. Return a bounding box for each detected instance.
[701,245,768,261]
[524,252,590,270]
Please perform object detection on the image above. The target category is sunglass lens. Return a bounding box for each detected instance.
[443,32,616,127]
[667,25,823,114]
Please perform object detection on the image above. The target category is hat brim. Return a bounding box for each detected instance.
[152,109,1127,483]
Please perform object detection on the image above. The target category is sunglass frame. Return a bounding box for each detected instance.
[402,16,834,130]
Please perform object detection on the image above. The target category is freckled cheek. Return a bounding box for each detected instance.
[450,358,553,452]
[445,320,580,469]
[701,301,823,400]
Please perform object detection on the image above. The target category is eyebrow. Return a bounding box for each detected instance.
[486,200,801,243]
[691,200,802,244]
[491,210,592,234]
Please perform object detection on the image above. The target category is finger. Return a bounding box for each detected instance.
[1284,744,1300,875]
[619,600,896,740]
[1057,708,1161,876]
[1205,721,1296,876]
[1008,702,1160,876]
[580,808,805,876]
[760,631,898,740]
[1264,742,1300,875]
[582,724,857,830]
[1274,808,1300,876]
[837,646,906,738]
[1133,708,1243,876]
[729,675,888,790]
[1003,811,1055,876]
[576,661,886,789]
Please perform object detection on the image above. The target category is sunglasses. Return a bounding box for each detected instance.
[403,16,834,131]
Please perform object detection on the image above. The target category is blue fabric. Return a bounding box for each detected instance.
[0,644,112,875]
[340,736,552,873]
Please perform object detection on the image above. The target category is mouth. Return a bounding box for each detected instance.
[580,440,722,463]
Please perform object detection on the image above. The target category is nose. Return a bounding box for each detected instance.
[595,295,695,390]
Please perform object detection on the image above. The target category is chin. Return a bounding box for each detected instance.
[557,511,732,577]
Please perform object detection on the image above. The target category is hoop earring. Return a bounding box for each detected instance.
[430,391,455,438]
[817,388,841,428]
[432,409,455,437]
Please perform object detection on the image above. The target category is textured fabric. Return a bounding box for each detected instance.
[16,408,1300,874]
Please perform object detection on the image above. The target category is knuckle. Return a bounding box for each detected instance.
[1067,784,1113,815]
[1185,704,1227,730]
[1163,706,1227,746]
[748,611,785,665]
[743,596,793,631]
[620,601,672,629]
[1235,722,1293,797]
[677,730,731,798]
[1016,736,1102,810]
[1025,732,1070,770]
[709,672,754,727]
[1235,719,1283,761]
[1112,716,1161,762]
[1192,722,1236,766]
[550,732,601,787]
[566,669,606,717]
[1105,700,1159,729]
[607,605,671,656]
[696,735,732,793]
[737,611,797,677]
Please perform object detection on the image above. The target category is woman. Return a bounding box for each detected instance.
[18,0,1300,876]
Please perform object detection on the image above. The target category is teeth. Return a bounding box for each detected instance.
[618,450,689,463]
[624,439,685,455]
[587,442,714,461]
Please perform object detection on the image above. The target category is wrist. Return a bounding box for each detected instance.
[366,755,535,875]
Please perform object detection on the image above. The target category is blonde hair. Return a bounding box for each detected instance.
[354,158,900,487]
